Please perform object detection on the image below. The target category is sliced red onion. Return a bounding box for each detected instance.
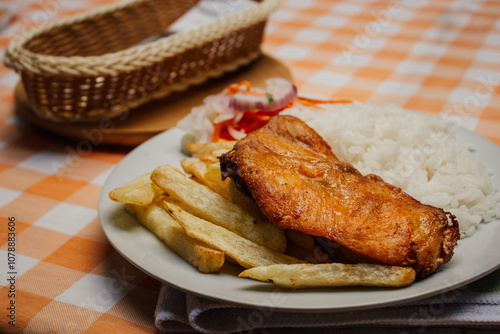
[205,94,234,124]
[233,110,245,124]
[229,78,297,112]
[177,104,215,144]
[227,125,246,140]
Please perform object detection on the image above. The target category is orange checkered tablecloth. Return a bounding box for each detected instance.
[0,0,499,333]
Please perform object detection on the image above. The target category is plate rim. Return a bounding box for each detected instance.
[98,125,500,312]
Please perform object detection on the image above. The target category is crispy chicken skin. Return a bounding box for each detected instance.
[220,115,460,278]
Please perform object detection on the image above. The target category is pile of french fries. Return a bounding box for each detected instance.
[109,141,416,288]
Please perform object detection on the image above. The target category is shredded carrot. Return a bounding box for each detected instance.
[297,96,351,104]
[244,90,267,96]
[211,122,224,142]
[212,81,353,141]
[226,80,252,95]
[294,96,351,109]
[295,98,325,110]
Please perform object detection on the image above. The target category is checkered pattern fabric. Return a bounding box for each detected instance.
[263,0,500,144]
[0,0,499,333]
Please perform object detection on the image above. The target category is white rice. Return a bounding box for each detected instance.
[282,101,500,238]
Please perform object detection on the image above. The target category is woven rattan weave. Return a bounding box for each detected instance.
[3,0,277,122]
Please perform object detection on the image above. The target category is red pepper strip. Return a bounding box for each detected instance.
[220,126,237,141]
[234,118,267,134]
[211,92,352,142]
[233,109,282,134]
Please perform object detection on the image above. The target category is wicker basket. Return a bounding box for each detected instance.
[3,0,277,122]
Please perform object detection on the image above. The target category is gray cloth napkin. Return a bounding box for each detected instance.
[154,268,500,333]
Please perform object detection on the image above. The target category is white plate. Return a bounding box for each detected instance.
[98,126,500,312]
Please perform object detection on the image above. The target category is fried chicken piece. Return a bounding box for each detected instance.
[220,115,459,278]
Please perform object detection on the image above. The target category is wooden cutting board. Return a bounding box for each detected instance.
[15,54,292,146]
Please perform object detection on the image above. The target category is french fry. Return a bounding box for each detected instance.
[204,162,226,186]
[181,158,230,200]
[206,163,270,223]
[182,149,227,167]
[151,165,287,253]
[239,263,416,288]
[125,199,225,273]
[226,177,266,218]
[162,201,303,269]
[186,141,237,156]
[109,173,163,206]
[113,140,418,288]
[206,148,233,162]
[205,164,273,229]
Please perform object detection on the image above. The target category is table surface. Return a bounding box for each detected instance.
[1,0,499,333]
